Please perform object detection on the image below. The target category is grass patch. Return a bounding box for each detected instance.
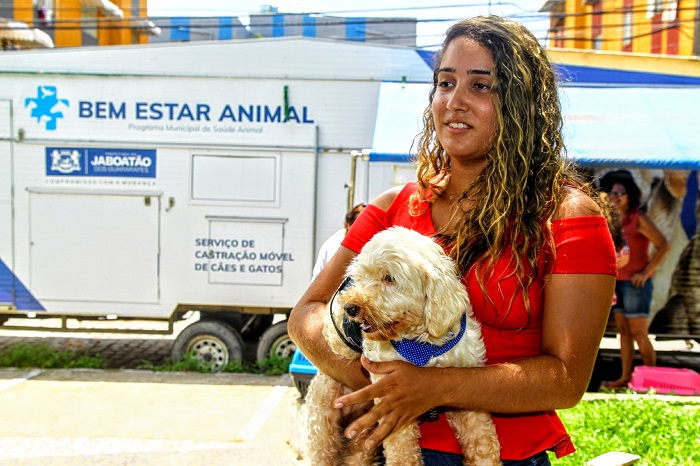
[550,392,700,465]
[0,342,106,369]
[0,342,291,376]
[136,351,292,375]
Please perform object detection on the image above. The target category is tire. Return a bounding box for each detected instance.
[171,319,244,372]
[256,320,297,364]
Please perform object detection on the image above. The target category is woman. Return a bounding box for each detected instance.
[289,16,617,465]
[600,171,669,390]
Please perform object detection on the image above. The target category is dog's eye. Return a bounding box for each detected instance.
[383,274,395,284]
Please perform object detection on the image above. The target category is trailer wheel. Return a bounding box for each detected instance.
[256,320,297,364]
[171,319,244,372]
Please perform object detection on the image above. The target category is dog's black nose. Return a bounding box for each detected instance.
[344,303,360,317]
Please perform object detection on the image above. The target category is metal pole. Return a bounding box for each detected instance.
[348,150,359,214]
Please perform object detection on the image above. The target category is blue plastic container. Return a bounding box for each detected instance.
[289,348,318,398]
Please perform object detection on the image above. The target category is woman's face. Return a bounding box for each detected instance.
[609,182,629,210]
[432,36,497,166]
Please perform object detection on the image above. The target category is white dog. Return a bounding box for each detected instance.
[306,226,501,466]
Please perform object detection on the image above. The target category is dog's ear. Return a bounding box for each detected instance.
[423,260,470,338]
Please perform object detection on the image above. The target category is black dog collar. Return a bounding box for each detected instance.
[329,276,363,353]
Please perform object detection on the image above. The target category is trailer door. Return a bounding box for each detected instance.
[27,190,160,304]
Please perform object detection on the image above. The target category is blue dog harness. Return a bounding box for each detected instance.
[391,313,467,367]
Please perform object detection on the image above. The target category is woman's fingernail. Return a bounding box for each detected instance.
[334,401,344,408]
[364,439,375,449]
[346,429,356,439]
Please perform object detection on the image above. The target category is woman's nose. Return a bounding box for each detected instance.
[446,86,469,112]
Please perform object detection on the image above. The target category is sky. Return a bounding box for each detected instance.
[146,1,552,49]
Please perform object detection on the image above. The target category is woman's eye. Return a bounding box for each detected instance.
[474,82,491,91]
[437,80,453,89]
[383,275,395,284]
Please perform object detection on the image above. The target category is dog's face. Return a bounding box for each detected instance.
[338,226,471,343]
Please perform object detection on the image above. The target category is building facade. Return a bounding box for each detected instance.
[540,0,700,56]
[2,1,416,49]
[2,0,159,48]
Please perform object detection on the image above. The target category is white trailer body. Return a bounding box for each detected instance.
[0,38,431,367]
[0,38,431,323]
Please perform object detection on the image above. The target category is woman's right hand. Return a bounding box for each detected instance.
[334,356,444,449]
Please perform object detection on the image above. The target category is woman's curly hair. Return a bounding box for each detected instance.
[412,16,588,314]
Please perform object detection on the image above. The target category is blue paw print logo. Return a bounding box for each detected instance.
[25,86,70,131]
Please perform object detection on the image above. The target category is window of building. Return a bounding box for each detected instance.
[34,0,53,27]
[647,0,664,18]
[623,9,633,49]
[662,0,678,22]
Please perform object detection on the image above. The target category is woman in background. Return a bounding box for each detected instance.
[601,170,669,390]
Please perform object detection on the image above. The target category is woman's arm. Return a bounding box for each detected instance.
[632,213,670,287]
[334,189,615,449]
[288,186,402,390]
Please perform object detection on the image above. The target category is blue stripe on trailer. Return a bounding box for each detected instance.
[369,152,413,163]
[0,258,44,311]
[556,64,700,87]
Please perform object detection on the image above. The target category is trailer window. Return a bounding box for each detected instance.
[191,154,279,204]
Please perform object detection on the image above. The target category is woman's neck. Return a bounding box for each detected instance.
[444,159,486,197]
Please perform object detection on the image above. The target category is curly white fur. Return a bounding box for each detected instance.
[306,226,501,466]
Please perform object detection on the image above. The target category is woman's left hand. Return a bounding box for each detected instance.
[333,356,440,449]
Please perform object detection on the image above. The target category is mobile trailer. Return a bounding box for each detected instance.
[0,37,433,368]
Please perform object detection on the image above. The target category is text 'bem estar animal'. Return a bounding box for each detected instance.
[305,226,501,466]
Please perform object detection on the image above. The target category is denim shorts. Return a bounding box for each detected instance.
[421,449,550,466]
[614,279,654,319]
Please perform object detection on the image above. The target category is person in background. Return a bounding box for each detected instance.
[600,170,669,390]
[289,16,616,465]
[311,203,366,281]
[597,168,691,319]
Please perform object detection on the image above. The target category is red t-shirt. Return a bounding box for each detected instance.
[342,182,617,460]
[617,209,650,281]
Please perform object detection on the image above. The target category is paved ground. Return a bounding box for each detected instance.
[0,368,307,465]
[0,317,311,464]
